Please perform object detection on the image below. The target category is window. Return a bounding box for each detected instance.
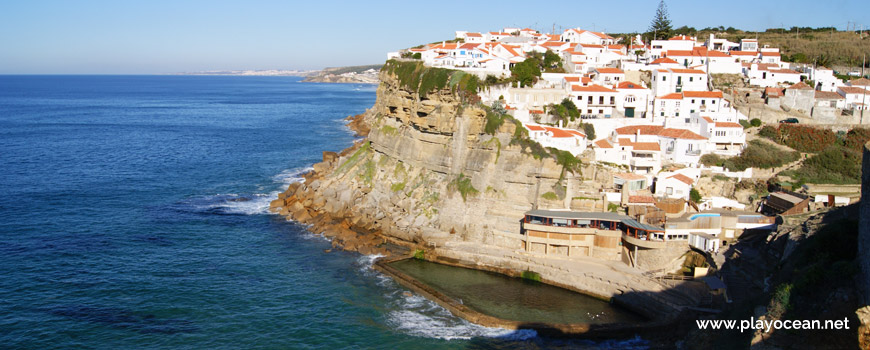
[660,101,666,107]
[691,99,696,103]
[599,109,603,114]
[662,76,666,81]
[599,96,604,104]
[689,77,693,82]
[666,187,673,195]
[625,95,636,103]
[661,112,665,116]
[712,100,716,104]
[578,96,582,101]
[701,99,706,105]
[610,96,615,104]
[675,101,681,108]
[588,96,593,104]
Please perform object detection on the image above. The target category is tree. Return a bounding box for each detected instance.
[648,0,673,40]
[511,57,541,88]
[690,187,702,203]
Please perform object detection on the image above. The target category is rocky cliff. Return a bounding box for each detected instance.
[270,62,697,322]
[274,63,569,253]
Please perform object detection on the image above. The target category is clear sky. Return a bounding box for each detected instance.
[1,0,868,74]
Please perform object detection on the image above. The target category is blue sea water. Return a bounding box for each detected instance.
[0,75,648,349]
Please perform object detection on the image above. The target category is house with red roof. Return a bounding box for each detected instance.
[614,81,652,118]
[524,124,587,155]
[653,172,697,200]
[560,28,615,46]
[746,63,803,88]
[569,84,619,117]
[651,68,708,96]
[837,86,870,111]
[649,35,696,60]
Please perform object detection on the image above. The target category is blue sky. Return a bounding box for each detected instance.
[1,0,867,74]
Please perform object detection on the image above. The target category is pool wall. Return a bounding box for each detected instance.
[373,256,680,338]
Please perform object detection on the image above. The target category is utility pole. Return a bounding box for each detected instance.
[863,55,867,125]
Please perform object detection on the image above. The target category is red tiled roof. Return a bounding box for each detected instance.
[629,195,656,204]
[542,41,566,47]
[544,126,585,138]
[715,122,743,128]
[571,84,617,93]
[616,81,645,89]
[702,116,714,123]
[669,68,706,74]
[595,67,624,74]
[839,86,868,94]
[630,142,661,151]
[594,139,613,148]
[771,69,800,75]
[765,87,784,97]
[814,91,844,99]
[659,93,684,100]
[614,172,646,180]
[651,57,678,64]
[788,81,813,90]
[850,78,870,86]
[465,32,482,37]
[525,124,545,131]
[659,128,706,140]
[530,110,545,114]
[615,125,664,135]
[564,76,581,82]
[682,91,723,98]
[668,174,694,185]
[760,51,780,56]
[730,50,757,56]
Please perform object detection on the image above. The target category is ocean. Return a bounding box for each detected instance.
[0,75,648,349]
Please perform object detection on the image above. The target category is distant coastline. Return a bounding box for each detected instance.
[172,64,383,84]
[171,69,318,77]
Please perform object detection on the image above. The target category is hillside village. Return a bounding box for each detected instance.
[385,26,868,264]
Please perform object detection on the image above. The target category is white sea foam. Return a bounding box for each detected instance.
[272,166,312,185]
[191,193,274,215]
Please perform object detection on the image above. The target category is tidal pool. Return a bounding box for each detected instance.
[388,259,644,325]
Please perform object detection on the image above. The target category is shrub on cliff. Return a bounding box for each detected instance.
[782,145,862,184]
[721,140,800,171]
[382,60,479,100]
[756,124,837,153]
[448,173,478,202]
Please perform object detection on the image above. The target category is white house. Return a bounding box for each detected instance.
[590,67,625,86]
[525,124,587,156]
[654,173,695,200]
[561,28,615,46]
[615,81,652,119]
[805,66,843,92]
[747,63,802,87]
[740,39,758,52]
[838,86,870,110]
[649,35,696,59]
[570,84,618,117]
[651,68,707,96]
[653,91,725,118]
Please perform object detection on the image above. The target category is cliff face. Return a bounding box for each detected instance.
[274,68,567,251]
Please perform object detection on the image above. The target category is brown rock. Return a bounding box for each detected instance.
[323,151,339,163]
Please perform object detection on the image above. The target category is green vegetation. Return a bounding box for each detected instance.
[551,148,582,180]
[541,192,559,201]
[607,203,620,213]
[689,187,702,203]
[380,125,398,136]
[782,146,863,184]
[484,136,502,163]
[520,270,542,282]
[336,141,371,174]
[760,126,869,184]
[750,118,762,127]
[648,0,673,40]
[381,60,479,100]
[358,159,376,185]
[390,181,406,192]
[449,173,479,202]
[413,249,425,260]
[738,119,751,129]
[510,57,541,88]
[700,140,800,171]
[759,124,837,153]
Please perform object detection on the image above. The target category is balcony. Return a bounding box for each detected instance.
[685,149,701,156]
[630,157,659,168]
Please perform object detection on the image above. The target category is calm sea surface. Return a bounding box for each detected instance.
[0,75,648,349]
